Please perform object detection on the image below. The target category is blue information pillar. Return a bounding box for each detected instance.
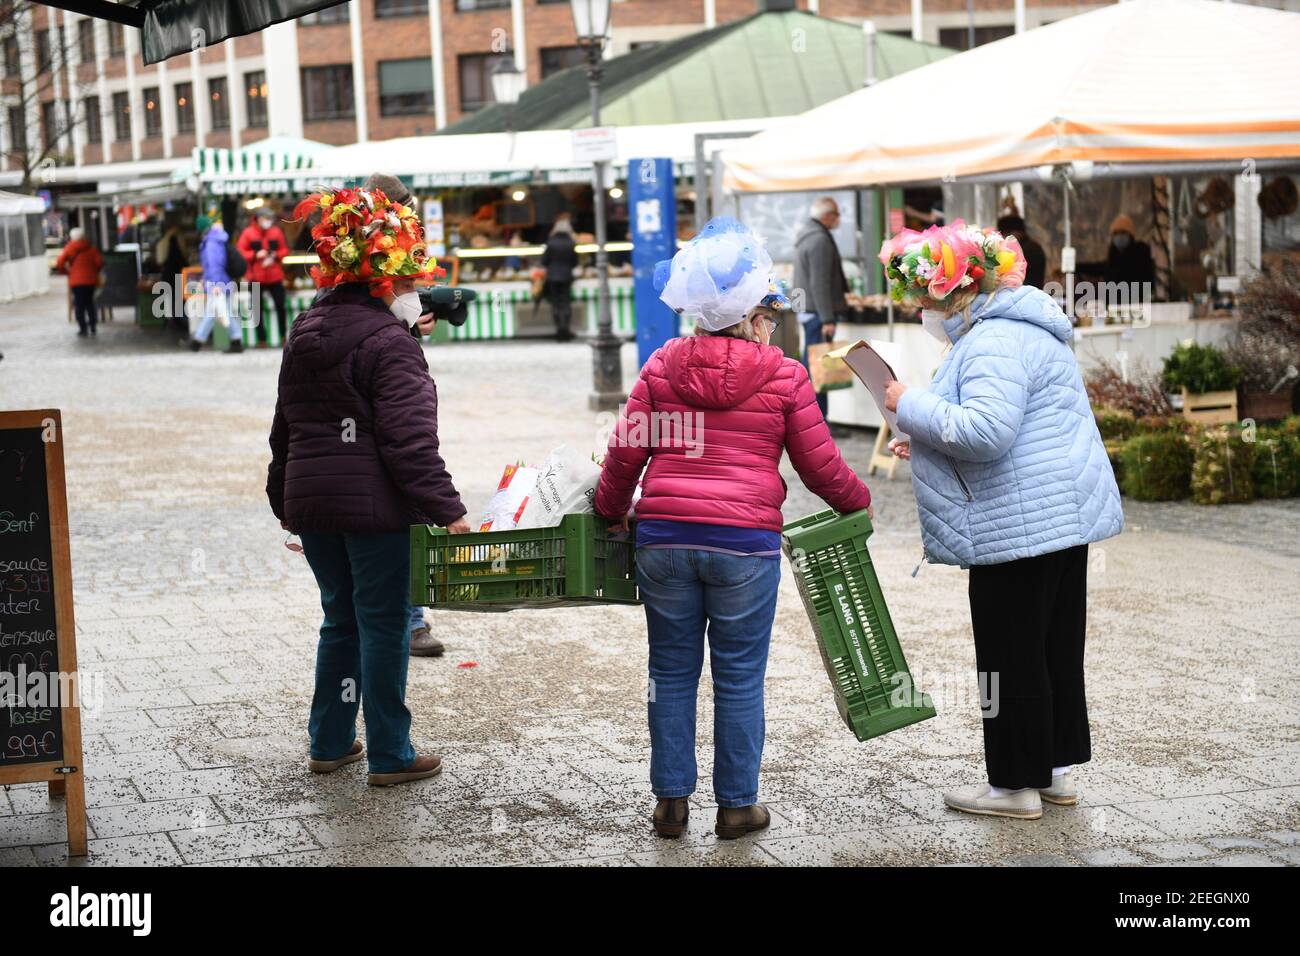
[628,157,678,368]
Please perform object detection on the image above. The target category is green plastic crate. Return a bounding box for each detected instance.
[782,509,935,741]
[410,513,639,612]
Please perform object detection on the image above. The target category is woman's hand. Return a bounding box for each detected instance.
[445,516,471,534]
[888,438,911,461]
[416,312,437,336]
[884,379,908,413]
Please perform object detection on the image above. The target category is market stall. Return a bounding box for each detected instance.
[0,191,50,303]
[721,0,1300,430]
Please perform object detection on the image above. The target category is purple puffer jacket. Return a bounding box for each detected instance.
[266,284,466,533]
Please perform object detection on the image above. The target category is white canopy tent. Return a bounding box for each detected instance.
[309,118,785,188]
[0,190,49,303]
[723,0,1300,192]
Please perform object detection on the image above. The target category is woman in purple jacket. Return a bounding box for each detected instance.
[267,186,468,787]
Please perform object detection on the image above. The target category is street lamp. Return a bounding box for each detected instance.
[570,0,623,410]
[490,57,526,162]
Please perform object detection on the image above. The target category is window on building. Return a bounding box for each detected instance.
[7,105,27,154]
[245,70,268,127]
[378,58,434,117]
[209,76,230,130]
[142,86,161,137]
[540,45,583,78]
[301,65,355,122]
[455,0,510,10]
[78,19,95,62]
[376,0,429,16]
[112,90,130,140]
[36,29,51,71]
[301,5,351,24]
[2,35,18,77]
[937,25,1014,52]
[458,52,511,113]
[41,99,59,149]
[175,81,194,134]
[83,95,101,144]
[107,21,125,57]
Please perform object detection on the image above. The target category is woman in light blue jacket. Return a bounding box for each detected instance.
[880,221,1122,821]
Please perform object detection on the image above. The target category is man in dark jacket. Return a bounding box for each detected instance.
[541,215,579,340]
[792,197,849,416]
[268,185,467,787]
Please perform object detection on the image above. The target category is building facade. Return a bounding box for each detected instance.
[2,0,1297,182]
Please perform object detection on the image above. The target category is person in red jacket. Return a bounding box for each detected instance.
[55,227,104,337]
[594,218,872,841]
[238,207,289,345]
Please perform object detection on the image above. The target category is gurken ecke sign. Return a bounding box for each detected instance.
[0,410,87,856]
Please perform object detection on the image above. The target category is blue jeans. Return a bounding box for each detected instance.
[194,283,241,343]
[299,531,416,773]
[408,606,424,631]
[635,547,781,807]
[798,312,829,418]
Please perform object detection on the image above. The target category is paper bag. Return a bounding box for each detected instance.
[808,341,855,393]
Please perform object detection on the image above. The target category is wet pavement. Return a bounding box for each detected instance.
[1,281,1298,867]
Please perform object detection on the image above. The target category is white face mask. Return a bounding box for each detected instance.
[921,308,950,344]
[389,290,423,327]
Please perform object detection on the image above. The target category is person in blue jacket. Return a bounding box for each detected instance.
[188,215,243,353]
[880,221,1123,821]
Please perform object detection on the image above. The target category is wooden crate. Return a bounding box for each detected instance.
[1181,388,1238,425]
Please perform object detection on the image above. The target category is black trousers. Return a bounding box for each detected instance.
[256,282,287,344]
[968,543,1091,790]
[546,279,573,337]
[72,285,98,333]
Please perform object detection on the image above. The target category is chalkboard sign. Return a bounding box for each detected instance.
[0,410,86,856]
[99,250,140,310]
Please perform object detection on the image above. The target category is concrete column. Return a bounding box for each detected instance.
[125,24,141,160]
[224,39,243,149]
[263,21,303,138]
[191,48,207,148]
[349,1,368,142]
[159,58,174,157]
[62,11,82,167]
[95,18,111,163]
[510,0,528,76]
[429,0,447,130]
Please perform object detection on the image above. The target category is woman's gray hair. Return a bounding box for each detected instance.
[550,217,574,236]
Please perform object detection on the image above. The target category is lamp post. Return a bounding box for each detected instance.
[570,0,623,410]
[490,57,526,162]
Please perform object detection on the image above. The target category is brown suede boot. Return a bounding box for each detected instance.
[652,797,690,839]
[367,754,443,787]
[308,740,363,774]
[716,803,771,840]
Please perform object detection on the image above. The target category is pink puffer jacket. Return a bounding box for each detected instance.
[594,335,871,532]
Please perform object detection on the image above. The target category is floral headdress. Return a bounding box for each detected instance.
[293,186,445,296]
[879,219,1026,306]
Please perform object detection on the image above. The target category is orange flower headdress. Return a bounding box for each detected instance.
[293,186,445,296]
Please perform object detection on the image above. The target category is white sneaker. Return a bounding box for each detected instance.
[1039,771,1079,806]
[943,783,1043,820]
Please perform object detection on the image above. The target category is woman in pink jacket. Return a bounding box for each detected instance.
[595,218,872,840]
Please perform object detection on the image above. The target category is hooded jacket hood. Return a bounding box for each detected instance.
[661,334,785,410]
[288,284,402,371]
[950,285,1073,344]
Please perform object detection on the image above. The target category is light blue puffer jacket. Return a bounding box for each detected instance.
[896,285,1123,567]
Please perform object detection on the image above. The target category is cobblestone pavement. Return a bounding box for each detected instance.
[2,282,1298,867]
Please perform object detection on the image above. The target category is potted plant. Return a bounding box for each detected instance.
[1161,342,1242,425]
[1223,261,1300,422]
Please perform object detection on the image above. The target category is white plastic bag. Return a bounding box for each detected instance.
[515,446,602,529]
[478,464,538,532]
